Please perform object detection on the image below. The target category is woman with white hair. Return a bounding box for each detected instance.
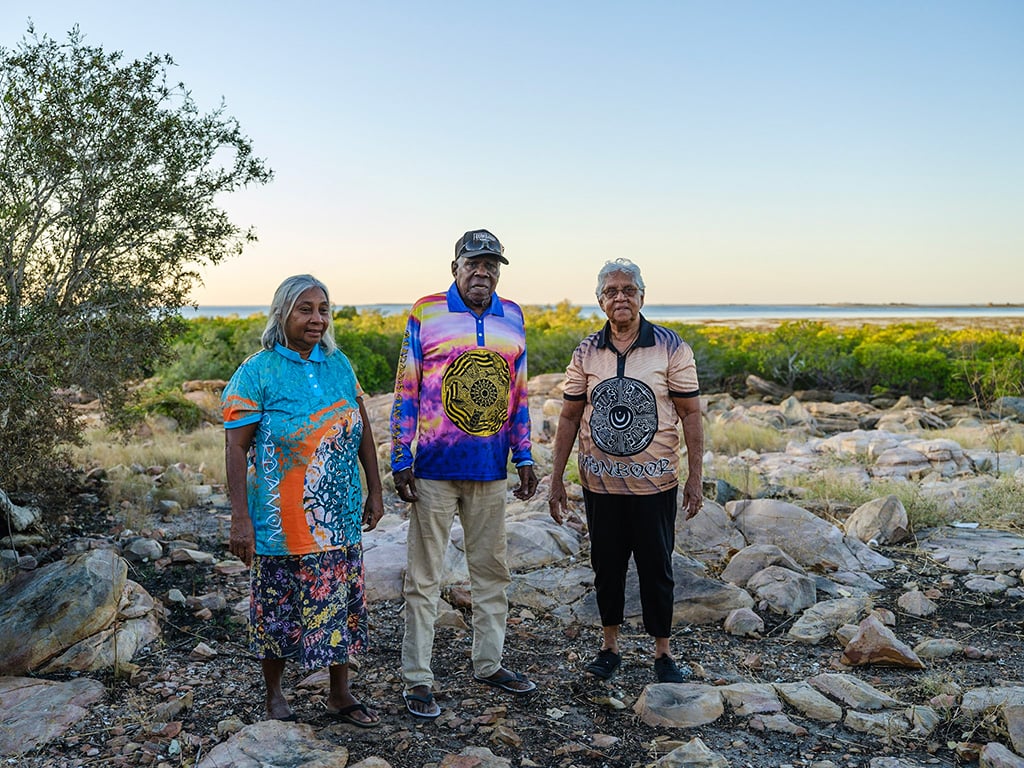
[223,274,384,726]
[548,258,704,684]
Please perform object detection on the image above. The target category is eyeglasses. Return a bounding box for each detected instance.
[601,285,640,300]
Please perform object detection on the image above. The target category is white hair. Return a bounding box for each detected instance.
[260,274,337,353]
[595,258,645,299]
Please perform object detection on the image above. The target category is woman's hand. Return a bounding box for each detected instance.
[229,514,256,566]
[547,477,568,525]
[363,490,384,531]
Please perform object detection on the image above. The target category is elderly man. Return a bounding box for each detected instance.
[391,228,539,718]
[548,258,704,684]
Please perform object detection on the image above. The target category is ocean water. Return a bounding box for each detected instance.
[181,303,1024,322]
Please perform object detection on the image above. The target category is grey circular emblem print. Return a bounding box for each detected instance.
[588,377,658,456]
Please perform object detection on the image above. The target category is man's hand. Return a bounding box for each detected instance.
[393,468,418,503]
[513,465,538,500]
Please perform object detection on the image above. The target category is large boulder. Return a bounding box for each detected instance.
[727,499,893,573]
[844,495,910,545]
[677,500,746,566]
[0,548,127,674]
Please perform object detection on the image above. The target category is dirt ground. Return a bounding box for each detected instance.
[13,489,1024,768]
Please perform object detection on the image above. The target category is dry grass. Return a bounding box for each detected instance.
[71,425,225,530]
[73,424,225,484]
[706,420,789,455]
[930,423,1024,455]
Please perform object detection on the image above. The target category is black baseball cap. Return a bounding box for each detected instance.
[454,229,507,264]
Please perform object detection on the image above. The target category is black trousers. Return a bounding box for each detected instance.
[583,486,678,638]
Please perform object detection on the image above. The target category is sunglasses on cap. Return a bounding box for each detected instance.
[455,229,508,263]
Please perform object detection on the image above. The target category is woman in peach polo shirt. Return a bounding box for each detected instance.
[548,258,704,684]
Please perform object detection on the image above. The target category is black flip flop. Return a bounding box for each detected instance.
[473,670,537,694]
[403,689,441,719]
[327,702,381,728]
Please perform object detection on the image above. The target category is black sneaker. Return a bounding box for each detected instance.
[654,655,691,683]
[584,649,621,680]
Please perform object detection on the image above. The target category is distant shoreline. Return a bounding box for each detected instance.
[180,303,1024,323]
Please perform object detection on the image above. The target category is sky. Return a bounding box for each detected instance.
[2,2,1022,307]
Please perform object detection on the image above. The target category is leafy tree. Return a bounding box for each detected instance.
[0,26,271,490]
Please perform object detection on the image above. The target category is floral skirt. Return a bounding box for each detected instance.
[249,545,368,668]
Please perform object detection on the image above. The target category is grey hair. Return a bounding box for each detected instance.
[260,274,337,353]
[595,258,645,299]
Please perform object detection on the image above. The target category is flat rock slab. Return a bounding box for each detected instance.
[196,720,349,768]
[0,676,105,755]
[916,529,1024,572]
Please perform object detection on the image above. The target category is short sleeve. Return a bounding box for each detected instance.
[668,340,700,396]
[222,358,264,429]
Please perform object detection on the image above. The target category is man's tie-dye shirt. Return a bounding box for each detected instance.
[222,343,365,555]
[390,283,533,481]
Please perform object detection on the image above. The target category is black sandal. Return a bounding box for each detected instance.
[584,649,621,680]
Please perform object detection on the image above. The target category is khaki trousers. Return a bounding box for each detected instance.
[401,478,509,689]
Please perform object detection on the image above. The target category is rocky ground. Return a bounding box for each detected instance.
[9,483,1024,768]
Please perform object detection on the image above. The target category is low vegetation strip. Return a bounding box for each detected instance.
[157,308,1024,402]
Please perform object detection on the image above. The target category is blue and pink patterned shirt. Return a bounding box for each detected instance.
[390,283,533,481]
[222,343,365,555]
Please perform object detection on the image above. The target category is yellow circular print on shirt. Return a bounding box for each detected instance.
[442,349,511,436]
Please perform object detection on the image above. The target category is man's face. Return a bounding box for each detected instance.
[452,255,501,312]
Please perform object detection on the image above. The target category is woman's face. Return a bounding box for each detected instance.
[284,286,330,357]
[598,271,643,326]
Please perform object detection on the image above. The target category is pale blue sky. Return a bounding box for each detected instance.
[3,2,1021,306]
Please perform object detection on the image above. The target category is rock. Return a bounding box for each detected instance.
[0,677,105,755]
[897,590,937,617]
[840,614,925,669]
[913,638,964,659]
[808,673,902,710]
[1004,704,1024,756]
[0,549,128,674]
[844,709,910,738]
[676,500,746,566]
[844,495,910,544]
[718,682,782,715]
[169,547,216,565]
[746,375,790,401]
[196,720,349,768]
[723,607,764,637]
[634,683,725,728]
[0,490,41,532]
[774,682,843,722]
[746,565,817,616]
[728,499,894,573]
[748,712,809,736]
[440,747,511,767]
[871,446,932,479]
[961,687,1024,717]
[721,544,805,588]
[788,597,869,644]
[655,736,729,767]
[979,741,1024,768]
[123,536,164,562]
[993,396,1024,420]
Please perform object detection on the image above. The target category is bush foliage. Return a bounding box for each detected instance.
[154,309,1024,407]
[0,26,269,490]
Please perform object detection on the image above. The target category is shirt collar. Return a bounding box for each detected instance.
[446,282,505,317]
[274,342,326,362]
[596,313,655,350]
